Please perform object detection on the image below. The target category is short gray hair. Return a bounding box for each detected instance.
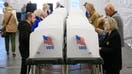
[26,12,33,20]
[105,2,115,11]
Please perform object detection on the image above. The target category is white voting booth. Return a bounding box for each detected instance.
[27,8,103,74]
[29,8,67,58]
[67,9,94,31]
[28,8,67,74]
[67,9,100,59]
[66,9,103,74]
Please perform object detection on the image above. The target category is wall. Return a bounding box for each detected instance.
[0,0,28,28]
[108,0,132,38]
[85,0,132,38]
[63,0,69,11]
[85,0,106,16]
[118,0,132,38]
[6,0,29,12]
[1,0,132,38]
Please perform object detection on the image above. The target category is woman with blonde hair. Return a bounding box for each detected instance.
[42,3,50,18]
[96,17,105,29]
[43,3,49,11]
[100,17,122,74]
[96,17,106,45]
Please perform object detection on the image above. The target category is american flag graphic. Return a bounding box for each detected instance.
[76,35,87,49]
[43,35,54,49]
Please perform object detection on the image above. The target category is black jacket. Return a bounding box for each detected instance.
[100,29,122,70]
[18,21,31,58]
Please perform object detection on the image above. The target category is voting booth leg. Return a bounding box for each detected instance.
[95,65,99,74]
[95,65,103,74]
[62,65,68,74]
[91,65,95,74]
[35,65,41,74]
[99,65,103,74]
[27,65,31,74]
[30,65,36,74]
[91,65,97,74]
[95,65,98,74]
[27,65,34,74]
[91,65,103,74]
[27,65,30,74]
[80,64,82,72]
[62,65,64,74]
[65,65,68,74]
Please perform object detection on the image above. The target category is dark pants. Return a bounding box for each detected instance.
[5,32,16,53]
[19,33,30,74]
[104,69,120,74]
[21,57,27,74]
[19,43,29,74]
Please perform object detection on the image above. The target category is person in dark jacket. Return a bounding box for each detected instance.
[26,2,36,13]
[100,17,122,74]
[18,12,35,74]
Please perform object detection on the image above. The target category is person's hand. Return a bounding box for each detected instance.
[99,47,101,50]
[43,12,48,18]
[95,28,101,32]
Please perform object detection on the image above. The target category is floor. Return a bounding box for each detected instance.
[0,32,132,74]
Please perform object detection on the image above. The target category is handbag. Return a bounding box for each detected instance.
[1,27,6,37]
[1,14,12,37]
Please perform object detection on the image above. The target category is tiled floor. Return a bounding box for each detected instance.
[0,32,132,74]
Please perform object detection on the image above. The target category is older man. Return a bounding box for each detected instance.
[86,3,100,27]
[105,2,124,47]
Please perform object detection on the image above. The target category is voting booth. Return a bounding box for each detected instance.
[66,9,103,74]
[26,8,103,74]
[67,9,102,63]
[26,8,67,74]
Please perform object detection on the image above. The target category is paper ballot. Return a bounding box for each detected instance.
[76,35,87,50]
[43,35,54,49]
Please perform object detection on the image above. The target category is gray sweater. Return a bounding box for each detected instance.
[112,12,124,47]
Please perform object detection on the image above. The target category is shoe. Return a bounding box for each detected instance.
[12,53,16,57]
[7,52,9,55]
[12,52,16,57]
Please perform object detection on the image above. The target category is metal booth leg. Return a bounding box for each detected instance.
[62,65,68,74]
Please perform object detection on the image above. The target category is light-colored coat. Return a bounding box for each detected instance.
[2,11,17,32]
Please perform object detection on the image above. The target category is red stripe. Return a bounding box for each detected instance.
[127,66,132,68]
